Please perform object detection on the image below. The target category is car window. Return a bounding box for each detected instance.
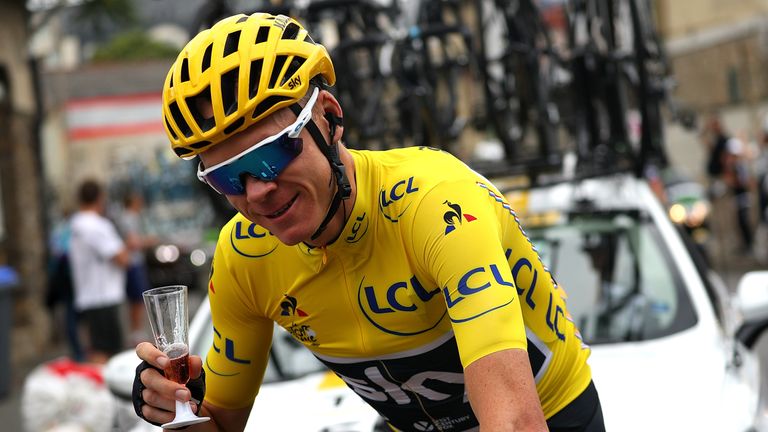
[527,210,697,344]
[191,312,327,384]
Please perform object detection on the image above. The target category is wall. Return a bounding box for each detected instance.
[0,0,50,367]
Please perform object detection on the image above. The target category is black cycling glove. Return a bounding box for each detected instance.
[132,360,206,429]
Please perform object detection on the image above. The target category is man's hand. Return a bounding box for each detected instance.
[133,342,204,426]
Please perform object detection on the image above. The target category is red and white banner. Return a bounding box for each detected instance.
[66,93,164,140]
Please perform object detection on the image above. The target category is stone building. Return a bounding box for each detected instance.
[0,0,48,372]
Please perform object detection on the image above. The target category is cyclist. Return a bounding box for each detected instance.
[133,13,605,431]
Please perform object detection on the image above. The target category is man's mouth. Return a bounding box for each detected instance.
[265,195,298,219]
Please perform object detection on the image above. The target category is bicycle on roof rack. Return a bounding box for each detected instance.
[302,0,402,150]
[386,0,479,152]
[309,0,478,152]
[185,0,680,185]
[471,0,566,170]
[563,0,673,177]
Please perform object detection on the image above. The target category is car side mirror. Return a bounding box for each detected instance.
[735,271,768,349]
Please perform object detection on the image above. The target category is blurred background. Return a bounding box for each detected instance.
[0,0,767,430]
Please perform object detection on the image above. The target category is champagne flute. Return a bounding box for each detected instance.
[143,285,210,428]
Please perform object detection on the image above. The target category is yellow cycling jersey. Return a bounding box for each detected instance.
[204,147,592,431]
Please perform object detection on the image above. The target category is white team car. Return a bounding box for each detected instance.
[107,172,768,432]
[500,172,768,431]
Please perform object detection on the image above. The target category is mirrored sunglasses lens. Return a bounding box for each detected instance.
[203,136,303,195]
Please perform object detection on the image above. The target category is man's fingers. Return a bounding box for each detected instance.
[140,367,190,402]
[141,401,176,426]
[142,388,177,412]
[136,342,169,370]
[189,355,203,379]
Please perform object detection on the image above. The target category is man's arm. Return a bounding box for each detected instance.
[465,349,548,432]
[136,342,252,431]
[406,178,550,429]
[111,248,131,268]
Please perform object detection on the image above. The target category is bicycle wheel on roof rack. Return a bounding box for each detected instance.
[563,0,638,173]
[304,0,401,150]
[474,0,562,164]
[627,0,670,171]
[389,0,478,152]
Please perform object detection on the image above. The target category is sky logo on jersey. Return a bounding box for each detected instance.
[229,221,279,258]
[280,294,308,317]
[442,201,476,235]
[379,176,420,222]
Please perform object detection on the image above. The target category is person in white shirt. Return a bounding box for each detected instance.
[68,179,131,363]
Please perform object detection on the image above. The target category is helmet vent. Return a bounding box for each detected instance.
[221,69,239,115]
[201,44,212,72]
[186,86,215,132]
[303,34,314,44]
[169,72,174,88]
[256,26,270,44]
[164,116,178,140]
[169,101,192,138]
[282,22,300,40]
[252,95,290,119]
[269,55,288,88]
[174,147,193,157]
[180,58,190,82]
[248,59,263,99]
[224,116,245,135]
[189,140,211,149]
[236,16,248,24]
[224,31,241,57]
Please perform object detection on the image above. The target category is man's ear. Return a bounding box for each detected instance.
[324,112,344,144]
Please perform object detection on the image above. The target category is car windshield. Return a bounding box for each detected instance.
[525,210,697,344]
[191,316,327,384]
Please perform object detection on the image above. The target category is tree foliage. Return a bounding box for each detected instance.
[91,30,179,62]
[75,0,137,32]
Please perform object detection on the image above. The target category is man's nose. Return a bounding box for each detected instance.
[242,175,277,202]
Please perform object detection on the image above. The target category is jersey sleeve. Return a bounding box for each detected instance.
[203,231,274,409]
[409,179,527,368]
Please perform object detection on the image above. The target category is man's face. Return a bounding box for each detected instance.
[198,105,333,246]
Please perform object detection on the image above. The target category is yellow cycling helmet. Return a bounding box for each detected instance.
[162,13,336,158]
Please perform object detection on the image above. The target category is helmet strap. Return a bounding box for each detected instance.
[289,103,351,243]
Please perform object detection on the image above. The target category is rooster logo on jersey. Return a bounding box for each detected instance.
[280,295,308,317]
[443,201,476,235]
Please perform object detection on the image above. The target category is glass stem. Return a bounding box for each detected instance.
[175,399,195,419]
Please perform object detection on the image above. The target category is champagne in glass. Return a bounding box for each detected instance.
[163,343,190,384]
[143,285,210,428]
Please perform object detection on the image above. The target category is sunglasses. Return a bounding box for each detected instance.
[197,87,320,195]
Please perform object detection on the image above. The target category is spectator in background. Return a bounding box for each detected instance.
[116,190,157,346]
[722,134,754,254]
[755,117,768,261]
[702,113,729,199]
[701,114,755,255]
[45,207,83,362]
[68,179,131,364]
